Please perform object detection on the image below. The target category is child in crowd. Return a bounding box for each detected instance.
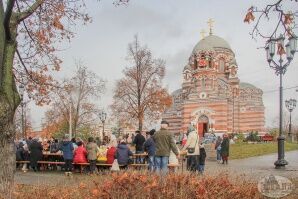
[97,145,108,163]
[198,143,206,174]
[169,138,180,172]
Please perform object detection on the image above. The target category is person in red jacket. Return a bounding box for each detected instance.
[73,141,87,163]
[106,145,117,164]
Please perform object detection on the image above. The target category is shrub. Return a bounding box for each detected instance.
[13,172,261,199]
[245,131,260,142]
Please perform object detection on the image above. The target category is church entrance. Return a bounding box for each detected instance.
[197,115,209,138]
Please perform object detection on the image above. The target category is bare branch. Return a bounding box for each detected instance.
[17,0,44,22]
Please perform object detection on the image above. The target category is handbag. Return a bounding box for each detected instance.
[187,133,198,154]
[111,159,120,171]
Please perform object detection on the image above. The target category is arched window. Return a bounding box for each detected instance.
[219,59,225,72]
[193,55,198,70]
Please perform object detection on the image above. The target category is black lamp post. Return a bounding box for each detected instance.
[99,110,107,139]
[265,34,297,169]
[19,84,25,138]
[285,99,297,142]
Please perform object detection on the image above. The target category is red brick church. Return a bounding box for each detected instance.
[163,30,265,137]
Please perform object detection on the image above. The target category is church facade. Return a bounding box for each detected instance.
[163,33,265,137]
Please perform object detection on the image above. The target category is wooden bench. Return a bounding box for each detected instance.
[16,161,180,172]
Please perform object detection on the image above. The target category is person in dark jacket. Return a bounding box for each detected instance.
[215,136,222,163]
[133,130,146,164]
[50,139,59,153]
[59,135,74,173]
[29,138,43,171]
[16,142,25,162]
[220,134,230,164]
[115,140,133,169]
[198,144,207,174]
[144,129,156,171]
[26,137,33,148]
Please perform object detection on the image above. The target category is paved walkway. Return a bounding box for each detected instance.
[15,150,298,185]
[205,150,298,181]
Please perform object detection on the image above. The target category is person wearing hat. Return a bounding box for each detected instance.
[153,120,179,174]
[144,129,156,171]
[133,130,146,164]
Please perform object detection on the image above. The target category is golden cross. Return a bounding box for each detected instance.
[207,18,215,35]
[200,29,206,39]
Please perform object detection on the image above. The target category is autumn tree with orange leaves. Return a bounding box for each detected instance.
[0,0,127,197]
[111,36,172,131]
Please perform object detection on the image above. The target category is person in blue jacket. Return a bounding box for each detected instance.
[144,129,156,171]
[115,140,133,169]
[59,134,74,174]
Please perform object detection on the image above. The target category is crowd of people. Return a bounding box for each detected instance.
[15,120,230,175]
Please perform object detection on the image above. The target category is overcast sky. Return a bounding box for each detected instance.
[28,0,298,130]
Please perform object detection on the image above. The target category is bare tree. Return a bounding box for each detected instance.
[111,36,172,131]
[44,64,105,137]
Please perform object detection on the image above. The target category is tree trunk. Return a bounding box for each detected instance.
[0,96,17,199]
[138,113,143,132]
[138,118,142,131]
[0,17,19,197]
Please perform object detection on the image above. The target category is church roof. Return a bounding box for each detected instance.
[239,82,258,89]
[192,35,232,53]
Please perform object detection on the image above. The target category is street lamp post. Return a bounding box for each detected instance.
[285,99,297,142]
[99,110,107,140]
[19,85,25,138]
[265,34,297,169]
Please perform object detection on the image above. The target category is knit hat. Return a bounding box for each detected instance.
[149,129,156,136]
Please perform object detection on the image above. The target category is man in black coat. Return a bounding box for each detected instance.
[29,138,43,171]
[133,130,145,164]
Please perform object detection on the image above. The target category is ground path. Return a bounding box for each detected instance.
[205,150,298,181]
[15,150,298,185]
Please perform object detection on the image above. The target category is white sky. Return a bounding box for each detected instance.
[28,0,298,130]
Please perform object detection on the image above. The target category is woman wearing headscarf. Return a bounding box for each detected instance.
[181,124,200,172]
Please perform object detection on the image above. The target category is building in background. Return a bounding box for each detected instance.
[163,30,265,137]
